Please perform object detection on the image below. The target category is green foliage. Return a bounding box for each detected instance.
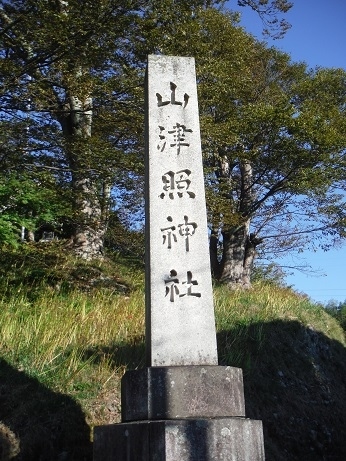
[1,1,345,273]
[250,263,287,286]
[0,171,70,245]
[325,300,346,331]
[0,241,143,300]
[0,1,230,255]
[186,10,346,278]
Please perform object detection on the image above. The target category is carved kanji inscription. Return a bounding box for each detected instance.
[159,170,196,199]
[156,82,189,108]
[164,270,201,302]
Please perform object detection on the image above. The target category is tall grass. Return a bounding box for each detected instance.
[1,278,343,393]
[214,282,340,332]
[0,243,146,419]
[0,244,344,431]
[213,282,345,369]
[0,288,145,394]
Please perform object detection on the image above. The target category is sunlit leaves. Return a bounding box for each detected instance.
[186,9,346,277]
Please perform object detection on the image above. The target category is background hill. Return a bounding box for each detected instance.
[0,243,345,461]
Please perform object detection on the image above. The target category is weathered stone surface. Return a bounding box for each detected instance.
[121,366,245,421]
[93,55,265,461]
[94,418,265,461]
[94,421,149,461]
[145,55,218,366]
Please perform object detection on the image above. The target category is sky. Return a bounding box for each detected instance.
[227,0,346,304]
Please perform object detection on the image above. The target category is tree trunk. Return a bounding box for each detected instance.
[220,226,263,289]
[59,91,109,259]
[72,175,107,259]
[218,158,261,288]
[27,229,35,242]
[242,235,256,287]
[210,227,222,280]
[242,233,263,286]
[220,224,251,288]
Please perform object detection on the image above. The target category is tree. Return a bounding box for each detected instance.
[0,117,71,244]
[0,0,231,256]
[0,170,69,245]
[325,300,346,331]
[0,0,293,256]
[183,10,346,288]
[1,0,142,255]
[149,6,346,287]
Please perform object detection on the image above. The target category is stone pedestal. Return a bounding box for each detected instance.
[121,366,245,421]
[94,365,265,460]
[94,417,265,461]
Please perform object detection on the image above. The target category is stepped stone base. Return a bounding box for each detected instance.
[94,365,265,460]
[94,417,265,461]
[121,366,245,421]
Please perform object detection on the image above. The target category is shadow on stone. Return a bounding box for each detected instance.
[0,358,92,461]
[217,319,346,461]
[94,418,264,461]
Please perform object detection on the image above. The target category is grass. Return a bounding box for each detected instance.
[214,282,345,370]
[0,282,146,401]
[0,243,345,460]
[0,251,343,404]
[219,283,340,332]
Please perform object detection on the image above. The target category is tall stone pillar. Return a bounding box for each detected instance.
[93,55,265,461]
[144,55,217,368]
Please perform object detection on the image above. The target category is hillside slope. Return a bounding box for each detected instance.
[232,320,346,460]
[0,245,345,460]
[215,285,346,461]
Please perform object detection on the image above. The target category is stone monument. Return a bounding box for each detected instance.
[93,55,265,460]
